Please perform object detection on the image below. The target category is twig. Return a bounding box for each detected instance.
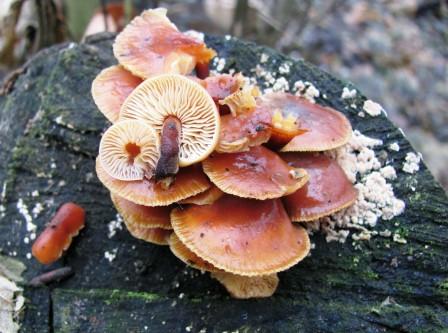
[28,266,73,287]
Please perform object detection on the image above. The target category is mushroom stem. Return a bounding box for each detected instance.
[155,116,182,181]
[195,62,210,79]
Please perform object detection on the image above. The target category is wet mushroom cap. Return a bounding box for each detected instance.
[125,224,172,245]
[113,8,215,78]
[111,194,172,229]
[211,272,279,299]
[259,93,352,151]
[171,195,311,276]
[282,153,358,222]
[203,146,309,200]
[91,65,142,123]
[169,233,219,272]
[96,159,211,206]
[179,185,224,205]
[120,74,220,167]
[216,105,272,153]
[98,120,160,181]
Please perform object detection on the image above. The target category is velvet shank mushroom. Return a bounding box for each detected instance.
[113,8,216,78]
[96,160,211,206]
[98,120,160,181]
[179,185,224,205]
[126,225,172,245]
[171,195,310,276]
[91,65,142,123]
[281,153,358,221]
[110,194,172,230]
[211,272,279,299]
[120,74,220,180]
[203,146,308,200]
[259,92,352,151]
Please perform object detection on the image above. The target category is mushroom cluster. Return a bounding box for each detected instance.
[92,8,357,299]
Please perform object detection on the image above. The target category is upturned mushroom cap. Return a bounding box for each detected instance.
[169,233,219,272]
[211,272,279,299]
[216,105,272,153]
[125,224,172,245]
[282,153,358,221]
[113,8,216,78]
[91,65,142,123]
[120,74,220,167]
[218,80,260,117]
[259,93,352,151]
[96,159,211,206]
[171,195,311,276]
[203,146,309,200]
[98,120,160,181]
[179,185,224,205]
[111,194,172,230]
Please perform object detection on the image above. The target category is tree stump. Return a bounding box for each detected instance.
[0,33,447,332]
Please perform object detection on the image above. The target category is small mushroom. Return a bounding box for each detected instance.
[32,203,85,265]
[203,146,309,200]
[125,224,172,245]
[179,185,224,205]
[171,195,310,276]
[111,194,172,230]
[218,80,260,117]
[216,105,272,153]
[113,8,216,78]
[211,272,279,299]
[120,74,220,180]
[91,65,142,123]
[168,233,218,272]
[259,93,352,151]
[281,153,358,221]
[98,120,160,181]
[96,159,211,206]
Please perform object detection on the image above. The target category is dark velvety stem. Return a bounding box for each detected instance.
[195,62,210,79]
[155,116,181,181]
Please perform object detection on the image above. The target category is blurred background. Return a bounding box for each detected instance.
[1,0,447,190]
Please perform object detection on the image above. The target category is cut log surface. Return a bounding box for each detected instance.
[0,33,447,332]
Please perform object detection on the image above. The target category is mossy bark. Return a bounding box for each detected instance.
[0,33,447,333]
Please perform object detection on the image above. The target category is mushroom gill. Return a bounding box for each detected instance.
[120,74,220,180]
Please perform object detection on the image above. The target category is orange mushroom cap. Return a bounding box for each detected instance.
[179,185,224,205]
[282,153,358,222]
[32,203,85,265]
[169,233,219,272]
[125,224,171,245]
[203,146,308,200]
[91,65,142,123]
[211,272,279,299]
[216,105,272,153]
[111,193,172,230]
[113,8,215,78]
[259,93,352,151]
[96,158,211,206]
[171,195,310,276]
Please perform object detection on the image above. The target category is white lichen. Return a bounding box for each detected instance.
[363,100,384,117]
[402,152,421,174]
[341,87,357,99]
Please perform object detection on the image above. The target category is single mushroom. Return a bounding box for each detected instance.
[98,120,160,181]
[91,65,142,123]
[259,93,352,151]
[179,185,224,205]
[171,195,310,276]
[211,272,279,299]
[169,233,219,272]
[113,8,216,78]
[120,74,220,180]
[216,104,272,153]
[96,159,211,206]
[32,203,85,265]
[111,194,172,230]
[218,80,260,117]
[281,153,358,221]
[125,224,172,245]
[203,146,309,200]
